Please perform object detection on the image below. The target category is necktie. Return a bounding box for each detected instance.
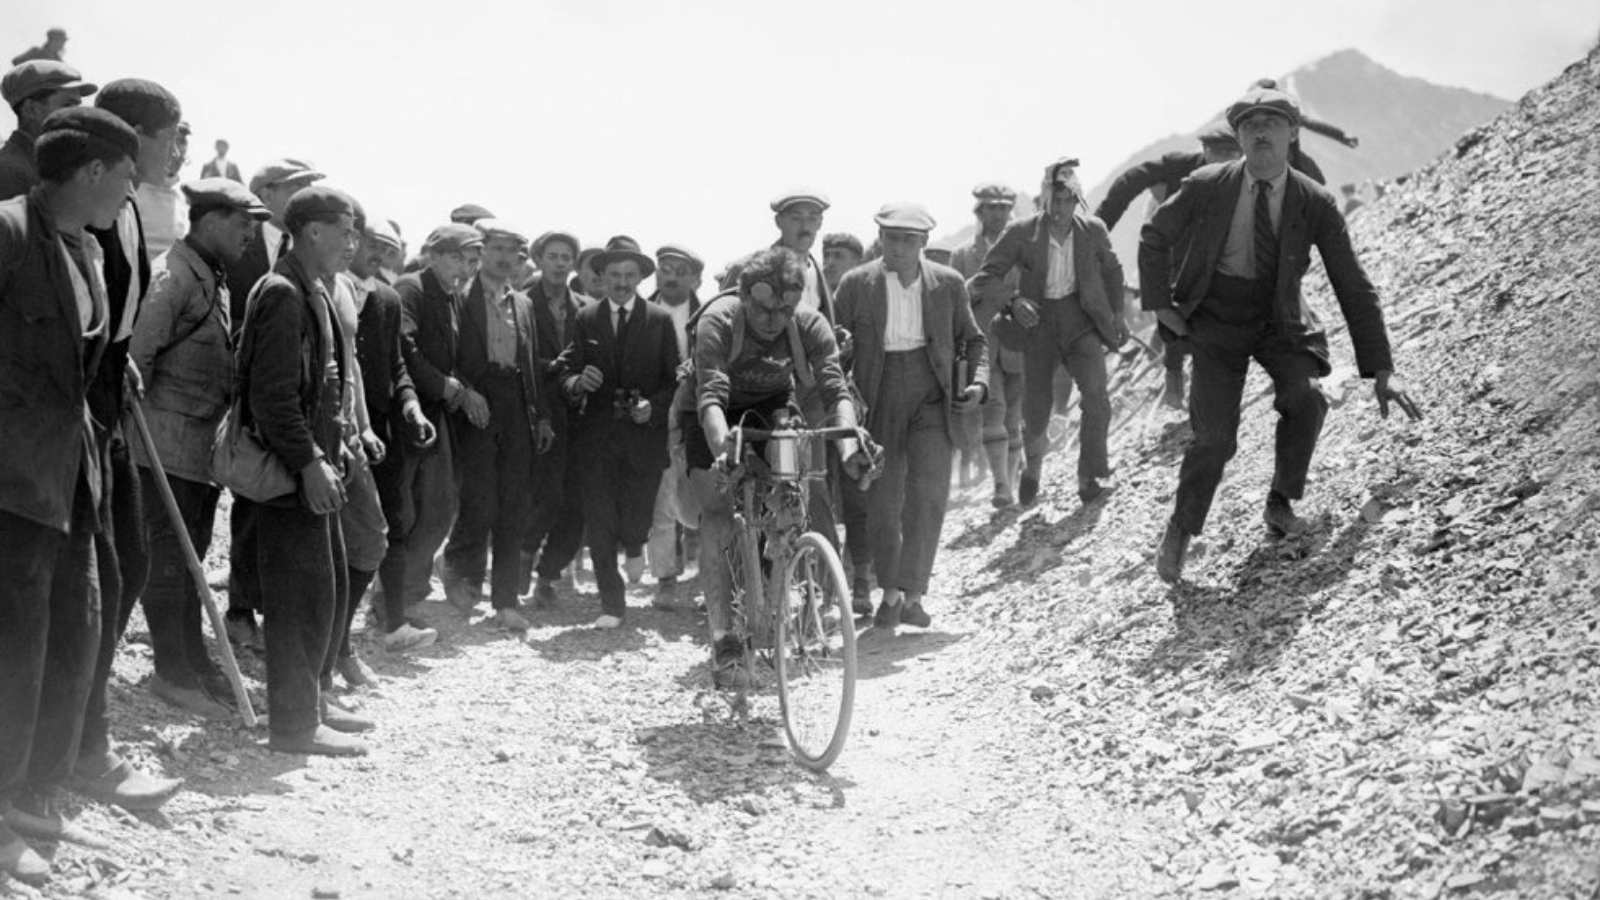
[613,303,630,372]
[1254,181,1278,282]
[276,231,291,263]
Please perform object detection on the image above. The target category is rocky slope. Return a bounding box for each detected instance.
[934,44,1600,898]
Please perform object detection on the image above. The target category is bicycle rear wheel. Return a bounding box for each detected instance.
[775,531,857,770]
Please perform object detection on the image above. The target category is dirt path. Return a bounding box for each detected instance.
[8,500,1172,900]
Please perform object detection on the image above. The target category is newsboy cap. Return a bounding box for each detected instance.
[873,202,937,233]
[282,185,357,234]
[1226,88,1301,129]
[1196,120,1242,149]
[449,203,495,225]
[95,78,182,134]
[423,223,485,256]
[590,235,654,277]
[249,158,324,195]
[972,183,1017,206]
[474,218,529,248]
[770,190,830,213]
[2,60,96,107]
[365,219,402,251]
[531,230,581,259]
[182,177,271,220]
[655,243,704,274]
[39,106,139,161]
[821,232,864,256]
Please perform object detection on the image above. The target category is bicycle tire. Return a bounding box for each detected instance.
[775,531,857,770]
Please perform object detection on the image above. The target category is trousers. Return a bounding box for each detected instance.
[444,371,533,609]
[80,435,148,766]
[1021,295,1111,483]
[578,441,664,616]
[137,469,221,688]
[867,351,953,597]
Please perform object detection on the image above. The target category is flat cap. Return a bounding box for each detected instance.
[1226,88,1301,129]
[770,190,830,213]
[449,203,495,225]
[365,219,402,251]
[249,157,324,195]
[821,232,864,256]
[1046,156,1081,185]
[2,60,96,107]
[531,230,581,258]
[39,106,139,161]
[590,234,654,277]
[423,223,485,255]
[474,218,529,247]
[1196,120,1241,149]
[95,78,182,132]
[655,243,704,273]
[972,182,1017,206]
[182,177,271,220]
[283,185,357,233]
[873,201,937,233]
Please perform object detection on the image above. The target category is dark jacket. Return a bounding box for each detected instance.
[0,190,110,532]
[455,276,545,427]
[834,259,990,446]
[1138,160,1393,377]
[395,267,461,430]
[527,279,586,443]
[967,211,1126,347]
[87,197,151,433]
[355,278,418,450]
[555,294,680,472]
[1093,151,1206,231]
[0,130,38,202]
[226,222,272,335]
[238,251,346,490]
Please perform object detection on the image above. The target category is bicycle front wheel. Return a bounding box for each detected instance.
[775,531,857,770]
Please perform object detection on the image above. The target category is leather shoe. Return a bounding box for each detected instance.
[336,653,380,688]
[3,794,109,850]
[494,607,532,631]
[269,725,368,757]
[1264,495,1309,537]
[899,598,932,629]
[321,700,375,734]
[1018,473,1040,507]
[1078,476,1115,505]
[0,826,48,885]
[1156,517,1191,585]
[150,675,232,720]
[873,591,902,630]
[66,756,182,811]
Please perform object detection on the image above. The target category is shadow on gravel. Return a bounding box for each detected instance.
[636,720,849,807]
[1130,516,1372,682]
[964,501,1108,594]
[855,627,966,680]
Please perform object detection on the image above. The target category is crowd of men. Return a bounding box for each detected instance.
[0,46,1424,883]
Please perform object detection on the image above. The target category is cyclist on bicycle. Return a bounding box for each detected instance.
[682,247,872,688]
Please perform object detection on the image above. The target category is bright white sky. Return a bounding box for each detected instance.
[5,0,1595,269]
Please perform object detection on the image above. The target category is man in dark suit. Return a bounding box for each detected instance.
[969,158,1128,507]
[441,221,552,630]
[835,203,988,630]
[1140,89,1423,584]
[1094,123,1242,410]
[199,138,242,182]
[557,237,681,628]
[522,230,589,607]
[0,107,134,884]
[394,224,483,610]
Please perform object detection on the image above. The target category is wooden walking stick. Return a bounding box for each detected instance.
[125,401,259,727]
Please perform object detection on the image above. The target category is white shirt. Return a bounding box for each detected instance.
[608,297,635,334]
[660,297,692,361]
[883,269,926,351]
[113,198,142,341]
[800,257,821,312]
[58,232,108,339]
[263,221,286,269]
[1045,228,1076,298]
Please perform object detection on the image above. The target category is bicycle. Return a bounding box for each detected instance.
[713,407,879,770]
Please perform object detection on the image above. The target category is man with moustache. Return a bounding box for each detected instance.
[0,107,138,884]
[952,183,1026,508]
[128,179,270,719]
[1141,89,1422,583]
[440,220,552,630]
[969,158,1128,508]
[523,230,589,608]
[557,237,680,628]
[0,60,98,200]
[644,243,703,607]
[223,157,326,653]
[1095,123,1243,410]
[347,220,438,652]
[835,203,988,630]
[721,190,835,320]
[395,224,483,611]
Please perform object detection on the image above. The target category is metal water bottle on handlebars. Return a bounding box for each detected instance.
[766,409,801,480]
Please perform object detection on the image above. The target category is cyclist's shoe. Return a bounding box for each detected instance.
[900,598,932,629]
[711,635,750,690]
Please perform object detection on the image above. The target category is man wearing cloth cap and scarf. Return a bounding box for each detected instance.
[645,242,704,608]
[440,220,552,630]
[128,178,271,720]
[522,230,589,607]
[0,60,98,200]
[1095,123,1243,410]
[969,158,1128,508]
[1141,88,1422,584]
[236,185,373,756]
[557,237,681,629]
[952,183,1027,508]
[835,203,988,630]
[0,107,137,884]
[394,223,483,613]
